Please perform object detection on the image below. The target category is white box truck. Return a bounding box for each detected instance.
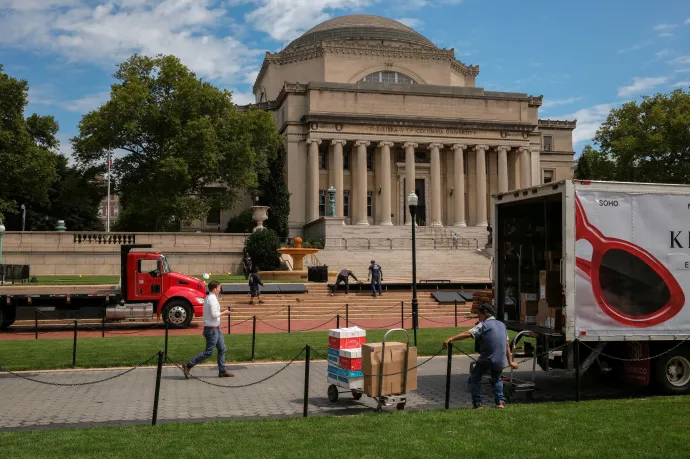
[492,180,690,394]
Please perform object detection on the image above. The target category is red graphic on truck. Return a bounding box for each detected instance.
[575,196,685,327]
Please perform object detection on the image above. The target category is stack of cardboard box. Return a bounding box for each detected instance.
[521,251,563,331]
[362,342,418,396]
[327,327,366,390]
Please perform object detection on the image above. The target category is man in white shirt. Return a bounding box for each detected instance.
[182,281,233,378]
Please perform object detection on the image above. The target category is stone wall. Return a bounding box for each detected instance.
[1,232,248,276]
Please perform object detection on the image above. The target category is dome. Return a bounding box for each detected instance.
[284,14,437,51]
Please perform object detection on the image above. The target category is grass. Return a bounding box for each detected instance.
[0,327,470,371]
[17,274,302,286]
[1,396,689,458]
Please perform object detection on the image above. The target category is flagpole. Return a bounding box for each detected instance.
[107,149,111,233]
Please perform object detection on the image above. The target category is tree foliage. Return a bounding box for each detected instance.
[244,228,281,271]
[259,146,290,238]
[577,87,690,183]
[72,54,283,232]
[0,65,58,221]
[225,208,254,233]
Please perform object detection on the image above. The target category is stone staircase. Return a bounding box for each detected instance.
[219,283,475,322]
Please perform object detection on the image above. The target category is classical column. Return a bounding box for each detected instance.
[331,140,346,218]
[474,145,489,227]
[378,141,394,225]
[306,139,321,222]
[403,142,418,225]
[355,140,370,225]
[452,144,467,227]
[428,143,444,227]
[531,149,541,186]
[519,146,531,188]
[496,146,510,193]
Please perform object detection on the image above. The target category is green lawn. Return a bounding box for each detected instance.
[1,397,688,458]
[24,274,302,285]
[0,327,470,371]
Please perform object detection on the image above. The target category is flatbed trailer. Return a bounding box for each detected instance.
[492,180,690,394]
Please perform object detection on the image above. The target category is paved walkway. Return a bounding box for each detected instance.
[0,355,633,431]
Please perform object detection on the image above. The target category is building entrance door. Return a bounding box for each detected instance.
[415,178,427,226]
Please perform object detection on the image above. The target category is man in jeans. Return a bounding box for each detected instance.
[368,260,384,297]
[182,281,233,378]
[443,303,518,408]
[331,268,359,296]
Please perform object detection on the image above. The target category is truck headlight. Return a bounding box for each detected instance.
[195,297,205,304]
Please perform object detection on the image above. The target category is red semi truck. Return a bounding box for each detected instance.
[0,244,205,329]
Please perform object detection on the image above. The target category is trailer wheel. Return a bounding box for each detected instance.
[655,348,690,395]
[163,300,193,328]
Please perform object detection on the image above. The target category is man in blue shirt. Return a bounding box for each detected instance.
[368,260,383,297]
[443,303,518,409]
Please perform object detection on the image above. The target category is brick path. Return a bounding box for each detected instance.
[0,355,634,431]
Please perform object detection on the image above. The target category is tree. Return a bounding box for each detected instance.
[259,146,290,238]
[581,87,690,183]
[0,65,58,222]
[72,54,283,232]
[244,228,281,271]
[574,146,616,181]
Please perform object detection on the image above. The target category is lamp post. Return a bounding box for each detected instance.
[408,192,419,346]
[20,204,25,232]
[0,217,5,265]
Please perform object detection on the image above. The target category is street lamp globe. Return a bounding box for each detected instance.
[408,192,418,209]
[0,221,5,234]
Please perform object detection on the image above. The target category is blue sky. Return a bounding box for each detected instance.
[1,0,689,159]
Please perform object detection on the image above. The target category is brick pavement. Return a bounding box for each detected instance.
[0,355,634,431]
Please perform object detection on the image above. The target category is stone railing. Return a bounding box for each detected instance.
[74,233,137,245]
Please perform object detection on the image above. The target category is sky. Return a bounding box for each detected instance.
[1,0,689,160]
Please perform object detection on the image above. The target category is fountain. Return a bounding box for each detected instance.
[277,236,320,271]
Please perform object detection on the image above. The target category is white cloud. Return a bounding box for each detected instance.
[654,23,677,37]
[655,49,671,58]
[671,55,690,65]
[676,68,690,73]
[541,96,584,110]
[231,90,256,105]
[673,81,690,87]
[555,103,623,145]
[62,90,111,113]
[0,0,261,84]
[617,76,670,97]
[617,40,653,54]
[684,17,690,25]
[244,0,373,42]
[394,17,423,29]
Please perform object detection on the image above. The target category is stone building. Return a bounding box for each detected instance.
[243,14,576,236]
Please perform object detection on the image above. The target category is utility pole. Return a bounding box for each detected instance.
[106,149,111,233]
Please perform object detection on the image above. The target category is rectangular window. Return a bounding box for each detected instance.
[343,190,350,217]
[343,145,351,171]
[367,191,373,217]
[206,206,221,225]
[543,169,555,184]
[543,136,553,152]
[318,145,328,170]
[366,149,374,171]
[319,190,326,217]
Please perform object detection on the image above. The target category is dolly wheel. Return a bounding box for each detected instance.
[351,390,362,400]
[376,404,383,413]
[328,385,339,403]
[396,402,406,411]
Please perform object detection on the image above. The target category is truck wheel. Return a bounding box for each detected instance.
[164,300,193,328]
[655,348,690,395]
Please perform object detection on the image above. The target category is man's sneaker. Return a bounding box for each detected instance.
[496,402,506,409]
[181,363,191,379]
[472,404,483,409]
[219,371,234,378]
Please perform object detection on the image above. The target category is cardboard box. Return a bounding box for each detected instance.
[328,364,363,379]
[536,300,551,328]
[328,327,366,350]
[328,376,364,391]
[327,348,340,365]
[539,270,563,307]
[339,348,362,371]
[520,293,538,324]
[362,342,418,396]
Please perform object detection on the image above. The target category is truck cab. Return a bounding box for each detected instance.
[120,245,206,327]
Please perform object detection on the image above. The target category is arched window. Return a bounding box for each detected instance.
[362,71,417,84]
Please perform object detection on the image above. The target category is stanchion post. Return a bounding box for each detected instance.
[445,342,453,409]
[337,314,340,329]
[72,319,78,368]
[164,319,169,362]
[34,308,38,340]
[251,316,256,362]
[346,303,349,327]
[102,305,106,338]
[454,300,458,328]
[152,350,164,426]
[401,301,404,328]
[227,309,231,335]
[288,305,291,334]
[575,339,581,402]
[303,345,310,418]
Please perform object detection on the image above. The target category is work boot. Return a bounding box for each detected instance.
[181,363,191,379]
[219,370,234,378]
[496,402,506,409]
[473,403,483,409]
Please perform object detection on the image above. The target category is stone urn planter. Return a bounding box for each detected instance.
[251,206,270,232]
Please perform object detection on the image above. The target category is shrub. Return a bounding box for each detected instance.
[244,228,281,271]
[225,209,254,233]
[302,238,325,249]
